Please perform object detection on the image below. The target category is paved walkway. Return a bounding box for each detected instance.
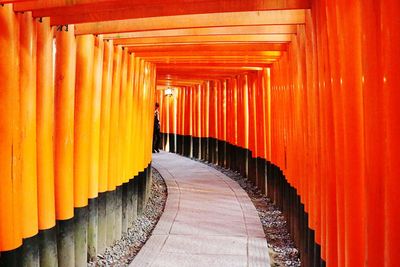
[130,152,270,267]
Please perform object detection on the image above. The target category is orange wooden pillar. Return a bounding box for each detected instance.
[118,49,131,233]
[131,57,141,173]
[225,79,233,168]
[36,16,58,266]
[54,24,76,266]
[74,34,94,209]
[126,52,135,179]
[322,2,345,265]
[137,60,145,171]
[74,33,95,266]
[336,1,366,266]
[98,38,113,251]
[87,35,104,260]
[256,71,266,161]
[19,11,39,248]
[108,45,122,192]
[89,36,104,201]
[118,48,129,185]
[99,40,113,195]
[109,45,122,242]
[358,1,384,266]
[382,0,400,265]
[36,16,56,233]
[54,25,76,221]
[0,3,22,253]
[247,74,257,181]
[217,80,227,165]
[236,76,244,152]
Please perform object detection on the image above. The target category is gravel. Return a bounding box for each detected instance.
[88,168,167,266]
[200,160,301,267]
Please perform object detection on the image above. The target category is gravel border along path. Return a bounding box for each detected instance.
[89,168,167,266]
[199,160,301,267]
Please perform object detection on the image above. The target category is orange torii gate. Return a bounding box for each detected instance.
[0,0,400,266]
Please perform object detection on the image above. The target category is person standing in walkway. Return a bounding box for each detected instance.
[153,102,161,153]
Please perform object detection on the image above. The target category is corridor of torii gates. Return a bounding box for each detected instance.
[0,0,399,266]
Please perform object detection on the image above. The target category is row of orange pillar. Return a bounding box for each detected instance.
[156,0,400,266]
[268,0,400,265]
[0,4,156,252]
[156,72,270,159]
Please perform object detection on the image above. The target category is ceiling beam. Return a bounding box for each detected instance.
[156,63,271,68]
[147,59,277,64]
[15,0,309,12]
[113,34,293,46]
[127,43,288,52]
[157,65,264,71]
[103,25,297,39]
[75,10,306,35]
[134,51,281,58]
[16,1,309,25]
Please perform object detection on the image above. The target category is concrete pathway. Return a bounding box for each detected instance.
[130,152,270,267]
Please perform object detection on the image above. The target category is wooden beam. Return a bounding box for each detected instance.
[148,59,277,64]
[75,10,306,35]
[156,63,271,68]
[15,0,309,12]
[17,1,309,25]
[157,69,255,76]
[14,0,120,10]
[135,51,281,58]
[1,0,35,3]
[158,66,264,71]
[112,34,293,46]
[103,25,297,39]
[127,43,288,52]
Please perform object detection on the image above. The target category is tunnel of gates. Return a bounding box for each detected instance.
[1,0,400,266]
[0,5,156,266]
[156,2,400,267]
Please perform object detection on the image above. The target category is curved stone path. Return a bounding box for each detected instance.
[130,152,271,267]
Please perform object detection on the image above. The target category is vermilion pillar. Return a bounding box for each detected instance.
[19,11,38,239]
[0,4,22,252]
[382,0,400,265]
[118,48,128,184]
[74,34,94,208]
[37,17,56,230]
[55,24,76,221]
[108,45,122,191]
[126,52,135,178]
[89,36,104,199]
[99,40,113,193]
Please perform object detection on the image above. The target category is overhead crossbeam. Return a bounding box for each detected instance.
[112,34,292,46]
[102,25,297,39]
[127,44,288,53]
[75,10,306,35]
[13,0,309,25]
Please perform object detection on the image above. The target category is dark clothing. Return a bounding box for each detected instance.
[154,110,160,132]
[153,110,161,152]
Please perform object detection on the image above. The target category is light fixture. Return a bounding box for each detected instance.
[164,87,173,96]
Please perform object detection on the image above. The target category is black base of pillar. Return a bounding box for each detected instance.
[192,137,200,159]
[168,133,176,153]
[39,227,58,267]
[57,218,74,267]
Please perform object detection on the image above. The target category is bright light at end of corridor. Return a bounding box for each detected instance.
[165,88,174,96]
